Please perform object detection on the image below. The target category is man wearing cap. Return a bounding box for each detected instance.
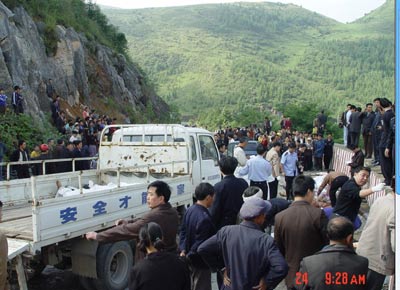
[86,180,179,256]
[239,144,272,200]
[274,175,329,289]
[280,142,298,200]
[199,197,288,290]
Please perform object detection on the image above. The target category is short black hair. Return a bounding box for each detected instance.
[288,142,296,149]
[194,183,214,201]
[218,156,238,175]
[380,98,392,108]
[327,216,354,241]
[217,143,225,150]
[256,144,267,155]
[148,180,171,202]
[292,175,315,197]
[353,166,371,174]
[373,98,380,103]
[0,200,3,207]
[366,103,373,107]
[18,140,25,147]
[272,142,281,148]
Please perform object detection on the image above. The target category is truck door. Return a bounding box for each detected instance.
[193,134,221,186]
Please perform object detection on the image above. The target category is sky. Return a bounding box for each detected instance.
[92,0,387,23]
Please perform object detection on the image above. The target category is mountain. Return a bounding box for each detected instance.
[102,0,394,130]
[0,0,172,124]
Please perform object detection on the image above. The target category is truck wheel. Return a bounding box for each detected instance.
[94,241,133,290]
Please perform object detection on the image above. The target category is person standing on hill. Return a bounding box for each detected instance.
[360,103,375,159]
[0,88,7,114]
[316,110,327,135]
[10,140,30,179]
[11,86,23,114]
[371,98,383,166]
[266,142,282,199]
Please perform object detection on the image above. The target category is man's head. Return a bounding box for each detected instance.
[218,156,238,176]
[353,167,371,187]
[272,142,281,152]
[256,144,267,156]
[18,140,26,150]
[288,142,296,153]
[380,98,392,109]
[365,103,373,112]
[327,216,354,247]
[238,137,248,147]
[194,182,215,208]
[298,143,307,153]
[239,197,271,226]
[217,143,226,153]
[242,186,263,201]
[147,181,171,208]
[292,175,315,203]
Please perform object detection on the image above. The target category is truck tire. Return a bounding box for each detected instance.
[94,241,133,290]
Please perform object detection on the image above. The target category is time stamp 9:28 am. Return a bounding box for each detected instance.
[295,272,366,285]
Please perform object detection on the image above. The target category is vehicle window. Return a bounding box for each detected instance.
[190,136,197,161]
[199,135,218,163]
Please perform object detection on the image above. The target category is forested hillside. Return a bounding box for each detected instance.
[103,0,394,130]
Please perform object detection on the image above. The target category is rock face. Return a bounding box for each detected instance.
[0,1,170,120]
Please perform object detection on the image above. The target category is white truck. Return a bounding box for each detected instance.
[0,124,221,290]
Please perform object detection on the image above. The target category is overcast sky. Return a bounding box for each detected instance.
[92,0,386,23]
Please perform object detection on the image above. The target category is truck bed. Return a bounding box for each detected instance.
[2,205,33,240]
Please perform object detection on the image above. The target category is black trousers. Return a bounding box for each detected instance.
[250,180,268,200]
[323,153,333,170]
[363,133,373,158]
[379,147,393,185]
[285,176,295,200]
[372,130,382,162]
[366,269,386,290]
[329,176,349,207]
[268,178,278,199]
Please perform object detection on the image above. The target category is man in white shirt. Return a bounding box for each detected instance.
[239,144,272,199]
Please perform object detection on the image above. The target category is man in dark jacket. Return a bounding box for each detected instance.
[294,216,368,290]
[86,181,179,254]
[210,157,248,230]
[199,198,288,290]
[179,183,216,290]
[360,103,375,158]
[274,175,329,289]
[348,107,362,147]
[10,140,30,179]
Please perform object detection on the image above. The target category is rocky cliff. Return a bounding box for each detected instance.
[0,1,170,121]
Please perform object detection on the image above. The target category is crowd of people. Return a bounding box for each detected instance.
[339,97,395,186]
[0,87,395,290]
[0,85,121,180]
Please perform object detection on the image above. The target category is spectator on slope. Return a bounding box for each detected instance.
[360,103,375,159]
[348,105,361,147]
[280,142,298,200]
[371,98,383,166]
[339,104,352,147]
[266,142,282,199]
[0,88,7,114]
[316,109,327,135]
[11,85,23,114]
[50,95,60,124]
[10,140,30,179]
